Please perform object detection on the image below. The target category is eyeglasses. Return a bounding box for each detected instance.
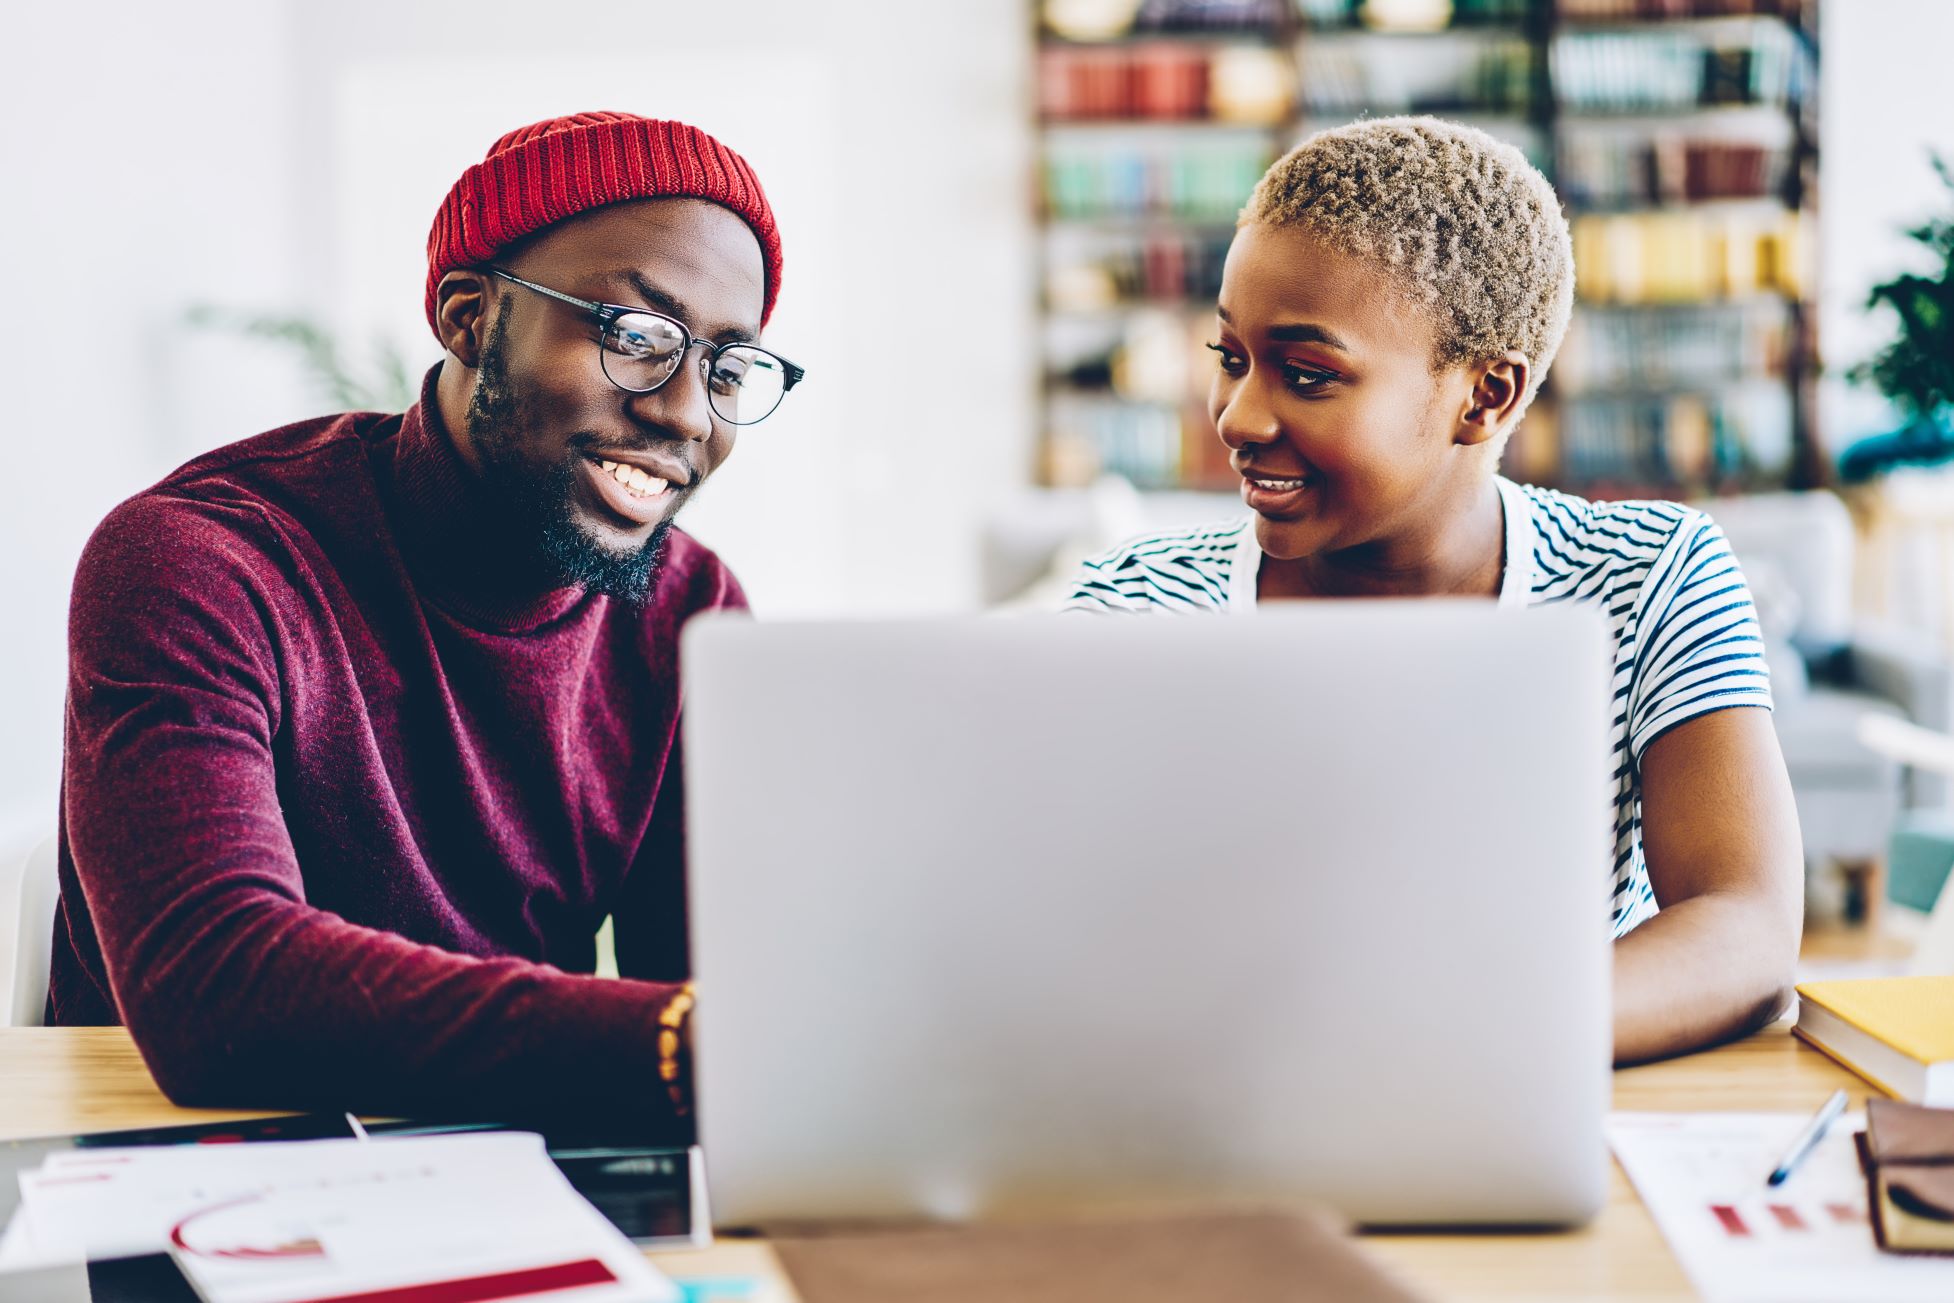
[488,268,804,426]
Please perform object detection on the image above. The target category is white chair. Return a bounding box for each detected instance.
[1856,716,1954,976]
[1702,492,1954,896]
[0,833,60,1027]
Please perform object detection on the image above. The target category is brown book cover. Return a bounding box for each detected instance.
[768,1207,1429,1303]
[1864,1099,1954,1255]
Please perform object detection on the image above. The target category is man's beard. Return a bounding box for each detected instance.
[464,304,670,605]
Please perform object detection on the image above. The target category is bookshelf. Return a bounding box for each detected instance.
[1037,0,1297,490]
[1033,0,1824,500]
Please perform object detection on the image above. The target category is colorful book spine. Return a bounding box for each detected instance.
[1553,21,1806,113]
[1555,2,1805,21]
[1558,134,1789,207]
[1296,35,1536,115]
[1555,302,1789,391]
[1040,44,1293,123]
[1046,394,1188,488]
[1042,140,1276,222]
[1045,230,1236,309]
[1555,382,1792,490]
[1569,209,1808,303]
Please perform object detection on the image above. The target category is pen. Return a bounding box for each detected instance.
[1766,1088,1848,1187]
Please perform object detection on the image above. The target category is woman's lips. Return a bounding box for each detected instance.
[1241,472,1314,516]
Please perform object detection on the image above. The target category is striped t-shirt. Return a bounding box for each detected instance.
[1063,475,1773,936]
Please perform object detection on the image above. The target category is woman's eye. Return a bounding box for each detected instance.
[1284,364,1334,392]
[1204,342,1245,373]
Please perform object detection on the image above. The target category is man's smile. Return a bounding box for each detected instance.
[579,451,686,527]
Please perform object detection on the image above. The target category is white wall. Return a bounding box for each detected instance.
[0,2,312,852]
[0,0,1034,853]
[1818,0,1954,447]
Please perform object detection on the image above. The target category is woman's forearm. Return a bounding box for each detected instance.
[1612,890,1800,1066]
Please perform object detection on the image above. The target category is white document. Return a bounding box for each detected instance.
[0,1207,88,1303]
[17,1138,363,1260]
[1610,1111,1954,1303]
[11,1133,675,1303]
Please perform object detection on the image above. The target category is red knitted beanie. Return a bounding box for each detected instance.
[424,111,783,337]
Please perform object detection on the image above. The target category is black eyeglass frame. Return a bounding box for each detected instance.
[487,267,804,425]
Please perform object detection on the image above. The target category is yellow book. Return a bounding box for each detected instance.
[1793,976,1954,1104]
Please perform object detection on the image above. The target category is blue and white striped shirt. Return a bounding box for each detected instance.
[1062,476,1774,935]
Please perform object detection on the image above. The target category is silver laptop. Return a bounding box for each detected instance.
[682,603,1611,1229]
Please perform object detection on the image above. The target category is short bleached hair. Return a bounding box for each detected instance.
[1243,116,1574,412]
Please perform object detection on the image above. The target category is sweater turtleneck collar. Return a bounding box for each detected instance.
[383,367,597,634]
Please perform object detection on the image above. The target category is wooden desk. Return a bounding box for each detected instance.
[0,1025,1870,1301]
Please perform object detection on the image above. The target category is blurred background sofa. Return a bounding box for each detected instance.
[1702,491,1954,918]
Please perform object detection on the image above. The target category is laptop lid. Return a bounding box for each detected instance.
[683,604,1611,1228]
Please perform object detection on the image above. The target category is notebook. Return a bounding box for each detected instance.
[1794,977,1954,1105]
[1863,1099,1954,1255]
[767,1208,1428,1303]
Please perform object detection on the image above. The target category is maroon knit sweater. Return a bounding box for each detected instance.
[51,371,744,1133]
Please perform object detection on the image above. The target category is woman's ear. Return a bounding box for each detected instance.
[1457,350,1532,448]
[435,269,494,368]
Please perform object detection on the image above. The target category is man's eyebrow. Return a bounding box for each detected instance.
[613,270,757,345]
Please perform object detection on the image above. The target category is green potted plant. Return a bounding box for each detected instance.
[1841,153,1954,482]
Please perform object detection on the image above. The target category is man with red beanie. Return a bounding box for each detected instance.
[50,112,799,1135]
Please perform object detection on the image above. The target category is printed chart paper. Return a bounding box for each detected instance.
[1610,1112,1954,1303]
[3,1132,675,1303]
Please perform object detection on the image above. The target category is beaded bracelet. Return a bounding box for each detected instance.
[657,982,697,1118]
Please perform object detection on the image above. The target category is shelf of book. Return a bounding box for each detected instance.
[1035,0,1293,492]
[1032,0,1822,500]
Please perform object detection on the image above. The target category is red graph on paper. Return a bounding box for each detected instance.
[1710,1205,1750,1237]
[170,1194,327,1260]
[1710,1201,1865,1239]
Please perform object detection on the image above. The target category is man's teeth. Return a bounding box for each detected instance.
[1251,477,1309,491]
[598,459,672,499]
